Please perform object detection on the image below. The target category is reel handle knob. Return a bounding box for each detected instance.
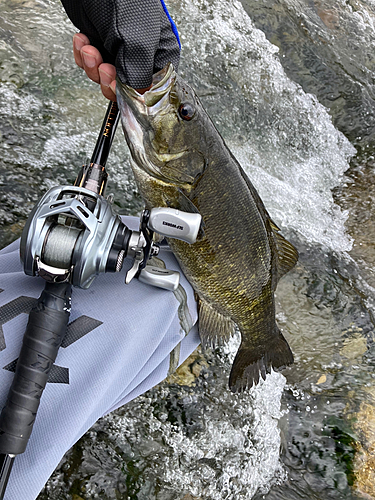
[148,207,201,244]
[138,265,180,291]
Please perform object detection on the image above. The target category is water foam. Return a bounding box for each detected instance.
[170,0,355,252]
[101,359,287,500]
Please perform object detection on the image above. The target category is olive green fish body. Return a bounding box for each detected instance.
[117,65,297,391]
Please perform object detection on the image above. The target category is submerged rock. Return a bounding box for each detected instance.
[167,347,208,387]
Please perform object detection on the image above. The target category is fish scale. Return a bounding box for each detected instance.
[117,63,298,391]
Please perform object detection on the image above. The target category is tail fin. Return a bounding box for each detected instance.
[229,326,293,393]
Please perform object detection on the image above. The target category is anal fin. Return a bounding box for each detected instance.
[198,298,236,349]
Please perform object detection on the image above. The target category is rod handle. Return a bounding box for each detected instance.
[0,454,15,500]
[0,282,71,456]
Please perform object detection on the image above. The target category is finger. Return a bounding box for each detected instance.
[100,82,117,101]
[81,45,103,84]
[99,63,116,82]
[109,80,116,98]
[73,33,90,69]
[99,64,117,101]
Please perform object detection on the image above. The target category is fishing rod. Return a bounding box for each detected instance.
[0,101,201,499]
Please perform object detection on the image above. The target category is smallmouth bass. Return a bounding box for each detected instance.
[117,64,298,392]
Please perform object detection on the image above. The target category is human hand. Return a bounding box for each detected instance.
[73,33,153,99]
[73,33,117,101]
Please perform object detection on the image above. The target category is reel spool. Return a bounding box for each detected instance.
[20,185,127,288]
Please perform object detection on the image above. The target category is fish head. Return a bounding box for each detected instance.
[116,64,208,188]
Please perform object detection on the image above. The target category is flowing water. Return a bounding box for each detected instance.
[1,0,375,498]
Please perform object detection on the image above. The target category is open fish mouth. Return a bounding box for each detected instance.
[117,64,185,179]
[121,64,176,109]
[120,63,176,110]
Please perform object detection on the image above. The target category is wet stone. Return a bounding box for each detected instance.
[352,392,375,498]
[340,329,368,362]
[166,347,208,387]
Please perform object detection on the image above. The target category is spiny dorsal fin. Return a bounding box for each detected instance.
[270,222,298,278]
[198,298,236,349]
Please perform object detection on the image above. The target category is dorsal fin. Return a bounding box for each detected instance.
[237,165,298,278]
[270,221,298,278]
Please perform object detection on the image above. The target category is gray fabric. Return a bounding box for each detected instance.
[0,216,199,500]
[60,0,181,88]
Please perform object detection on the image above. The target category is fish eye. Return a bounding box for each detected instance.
[178,103,195,121]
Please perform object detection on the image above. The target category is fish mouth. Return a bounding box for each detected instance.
[117,64,187,182]
[120,63,176,110]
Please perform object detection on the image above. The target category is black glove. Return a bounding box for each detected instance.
[61,0,180,88]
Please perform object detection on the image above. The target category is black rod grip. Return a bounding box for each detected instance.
[0,281,72,456]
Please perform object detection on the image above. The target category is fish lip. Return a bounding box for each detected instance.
[118,63,176,111]
[118,86,184,183]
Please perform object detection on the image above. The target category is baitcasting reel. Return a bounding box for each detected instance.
[20,184,201,291]
[0,101,203,500]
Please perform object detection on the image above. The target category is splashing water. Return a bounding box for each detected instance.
[101,370,287,500]
[1,0,374,499]
[170,0,355,251]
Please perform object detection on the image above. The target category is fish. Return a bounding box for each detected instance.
[116,64,298,392]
